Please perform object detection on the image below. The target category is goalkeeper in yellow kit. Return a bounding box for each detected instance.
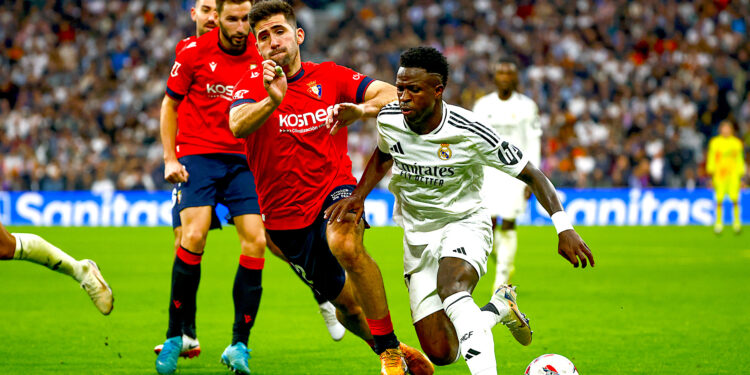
[706,121,746,233]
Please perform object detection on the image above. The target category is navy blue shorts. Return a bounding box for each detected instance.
[171,188,222,229]
[267,185,362,301]
[173,154,260,228]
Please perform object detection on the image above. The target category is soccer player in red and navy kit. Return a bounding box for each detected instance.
[229,2,433,374]
[156,1,264,374]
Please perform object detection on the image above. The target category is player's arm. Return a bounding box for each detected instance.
[515,163,595,268]
[229,60,287,138]
[326,80,397,135]
[160,95,189,183]
[705,138,717,176]
[324,147,394,224]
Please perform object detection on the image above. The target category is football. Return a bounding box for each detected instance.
[524,354,579,375]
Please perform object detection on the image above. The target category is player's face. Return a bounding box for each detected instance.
[396,67,444,124]
[254,14,304,68]
[494,63,518,94]
[218,1,252,50]
[719,122,733,137]
[191,0,218,36]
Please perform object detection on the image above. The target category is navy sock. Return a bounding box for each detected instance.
[167,246,202,338]
[232,255,264,345]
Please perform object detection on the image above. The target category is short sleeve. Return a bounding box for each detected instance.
[230,65,266,110]
[470,120,529,177]
[331,63,374,104]
[376,124,390,154]
[165,47,197,101]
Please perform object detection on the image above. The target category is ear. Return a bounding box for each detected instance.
[190,7,197,22]
[296,27,305,45]
[434,84,444,98]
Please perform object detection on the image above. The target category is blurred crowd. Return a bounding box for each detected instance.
[1,0,749,192]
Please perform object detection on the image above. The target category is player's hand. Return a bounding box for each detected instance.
[323,194,366,225]
[325,103,365,135]
[263,59,287,105]
[164,159,189,183]
[557,230,595,268]
[524,185,532,200]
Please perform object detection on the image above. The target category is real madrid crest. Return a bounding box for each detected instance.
[438,143,452,160]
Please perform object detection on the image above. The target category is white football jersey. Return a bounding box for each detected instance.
[377,101,529,236]
[472,92,541,166]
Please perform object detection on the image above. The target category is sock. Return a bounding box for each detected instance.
[733,203,740,226]
[167,246,202,338]
[12,233,83,281]
[493,229,517,289]
[480,300,510,329]
[367,312,399,355]
[232,255,264,345]
[312,288,327,305]
[716,203,723,226]
[443,292,497,375]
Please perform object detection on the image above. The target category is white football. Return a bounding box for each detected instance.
[524,354,579,375]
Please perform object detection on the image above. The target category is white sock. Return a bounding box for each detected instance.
[12,233,83,281]
[443,291,497,375]
[493,229,517,289]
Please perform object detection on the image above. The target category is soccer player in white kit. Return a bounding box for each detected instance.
[326,47,595,375]
[473,58,542,290]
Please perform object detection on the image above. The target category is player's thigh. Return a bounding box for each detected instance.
[414,310,459,366]
[267,223,346,301]
[220,154,261,219]
[728,176,741,202]
[232,214,266,257]
[179,206,214,251]
[0,222,15,259]
[325,214,366,266]
[713,178,728,201]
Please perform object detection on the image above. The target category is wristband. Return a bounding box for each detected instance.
[551,211,574,234]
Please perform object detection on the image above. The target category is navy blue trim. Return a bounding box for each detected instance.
[230,98,257,109]
[287,68,305,83]
[166,87,185,101]
[355,76,375,103]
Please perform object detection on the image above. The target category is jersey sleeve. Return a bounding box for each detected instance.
[229,66,266,110]
[705,138,717,175]
[165,47,197,101]
[525,102,543,166]
[331,63,374,104]
[737,140,746,176]
[376,123,391,154]
[470,120,529,177]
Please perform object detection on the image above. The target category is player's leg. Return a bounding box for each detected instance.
[266,232,345,341]
[229,214,266,347]
[493,218,517,290]
[0,220,113,314]
[714,178,726,233]
[729,176,742,233]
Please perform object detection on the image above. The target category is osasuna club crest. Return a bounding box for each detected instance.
[307,81,322,99]
[438,143,452,160]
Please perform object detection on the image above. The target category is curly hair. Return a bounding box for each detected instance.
[399,46,450,86]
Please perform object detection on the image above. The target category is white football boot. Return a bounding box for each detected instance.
[319,301,345,341]
[79,259,114,315]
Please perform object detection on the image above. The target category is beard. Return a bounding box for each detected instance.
[219,24,247,51]
[266,47,295,67]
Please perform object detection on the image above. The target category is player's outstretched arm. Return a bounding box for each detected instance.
[230,60,287,138]
[326,81,397,135]
[160,95,189,183]
[324,147,394,224]
[516,163,595,268]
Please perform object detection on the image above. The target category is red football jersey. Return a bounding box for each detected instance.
[174,36,197,55]
[166,29,261,157]
[231,61,374,230]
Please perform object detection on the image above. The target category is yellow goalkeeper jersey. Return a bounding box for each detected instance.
[706,135,746,179]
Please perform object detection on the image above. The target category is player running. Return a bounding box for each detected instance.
[0,220,113,315]
[473,57,542,290]
[157,0,344,362]
[706,120,746,234]
[229,1,432,374]
[325,47,595,375]
[155,1,267,373]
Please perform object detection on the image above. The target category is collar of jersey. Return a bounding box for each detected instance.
[405,101,448,135]
[286,67,305,83]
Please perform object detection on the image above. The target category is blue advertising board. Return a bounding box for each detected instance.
[0,188,747,227]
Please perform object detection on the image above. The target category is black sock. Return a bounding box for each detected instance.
[167,246,202,338]
[480,303,499,315]
[373,332,400,355]
[232,255,264,345]
[312,288,326,305]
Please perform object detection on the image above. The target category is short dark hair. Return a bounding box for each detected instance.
[399,47,449,86]
[249,0,297,32]
[497,56,519,67]
[216,0,250,14]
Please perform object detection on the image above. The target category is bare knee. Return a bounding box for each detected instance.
[240,234,266,258]
[0,230,16,259]
[424,344,458,367]
[327,230,366,272]
[173,227,182,253]
[181,228,208,253]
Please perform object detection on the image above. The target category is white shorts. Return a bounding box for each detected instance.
[481,166,527,219]
[402,214,493,323]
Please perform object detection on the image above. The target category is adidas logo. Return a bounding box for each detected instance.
[389,142,404,155]
[452,247,467,255]
[465,348,481,360]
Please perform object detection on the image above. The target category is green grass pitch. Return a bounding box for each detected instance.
[0,225,748,374]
